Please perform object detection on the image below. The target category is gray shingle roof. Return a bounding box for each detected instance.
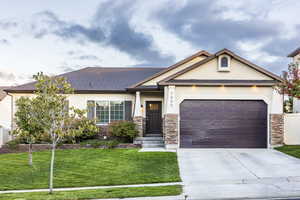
[288,47,300,57]
[5,67,165,93]
[0,86,11,100]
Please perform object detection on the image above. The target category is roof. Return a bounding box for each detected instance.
[130,50,211,88]
[159,49,283,84]
[0,86,11,100]
[5,67,165,93]
[288,47,300,57]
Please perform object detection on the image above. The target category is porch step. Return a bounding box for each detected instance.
[142,140,164,144]
[145,134,163,137]
[134,136,165,148]
[142,143,165,148]
[135,137,163,141]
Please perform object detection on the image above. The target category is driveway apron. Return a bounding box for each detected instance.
[177,149,300,199]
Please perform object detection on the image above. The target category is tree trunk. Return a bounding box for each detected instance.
[49,141,56,194]
[28,143,33,166]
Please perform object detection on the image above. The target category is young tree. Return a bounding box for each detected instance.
[32,73,97,194]
[13,97,44,166]
[277,62,300,98]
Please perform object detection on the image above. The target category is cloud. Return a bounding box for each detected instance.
[155,0,282,53]
[0,71,16,81]
[152,0,300,73]
[29,1,174,66]
[0,39,9,45]
[77,55,99,61]
[0,20,18,29]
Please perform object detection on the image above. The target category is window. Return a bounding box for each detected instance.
[218,55,231,71]
[110,101,124,122]
[94,101,125,124]
[221,57,228,68]
[96,101,109,124]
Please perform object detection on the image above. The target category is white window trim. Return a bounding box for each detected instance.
[95,100,125,125]
[218,55,231,71]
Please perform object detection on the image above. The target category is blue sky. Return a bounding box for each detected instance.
[0,0,299,85]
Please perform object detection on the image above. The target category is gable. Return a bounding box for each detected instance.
[142,55,208,86]
[174,56,273,81]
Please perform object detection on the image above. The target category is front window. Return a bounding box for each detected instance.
[95,101,125,124]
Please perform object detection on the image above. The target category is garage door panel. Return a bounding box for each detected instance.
[180,100,267,148]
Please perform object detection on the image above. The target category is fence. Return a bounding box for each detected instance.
[284,113,300,145]
[0,126,10,147]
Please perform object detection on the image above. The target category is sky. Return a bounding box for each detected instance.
[0,0,299,85]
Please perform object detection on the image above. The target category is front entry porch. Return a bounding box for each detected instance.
[132,87,178,149]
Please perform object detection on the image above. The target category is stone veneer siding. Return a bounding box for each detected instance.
[270,114,284,145]
[164,114,178,146]
[133,116,144,137]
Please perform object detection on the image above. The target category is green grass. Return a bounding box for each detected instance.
[275,145,300,158]
[0,185,182,200]
[0,149,180,191]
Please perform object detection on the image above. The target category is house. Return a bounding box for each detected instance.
[5,49,284,149]
[288,47,300,113]
[0,87,12,128]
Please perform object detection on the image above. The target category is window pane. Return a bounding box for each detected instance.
[96,101,109,124]
[110,101,124,122]
[221,57,228,67]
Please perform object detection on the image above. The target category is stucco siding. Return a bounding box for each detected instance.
[174,58,273,80]
[142,56,207,86]
[0,95,12,128]
[294,54,300,65]
[284,113,300,145]
[174,86,278,114]
[10,93,136,123]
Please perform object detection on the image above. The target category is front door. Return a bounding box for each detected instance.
[146,101,162,135]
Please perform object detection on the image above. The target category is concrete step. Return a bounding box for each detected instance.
[142,140,164,144]
[135,137,163,141]
[145,134,163,137]
[142,143,165,148]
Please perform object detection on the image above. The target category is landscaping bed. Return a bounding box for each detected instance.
[0,148,181,190]
[0,185,182,200]
[275,145,300,159]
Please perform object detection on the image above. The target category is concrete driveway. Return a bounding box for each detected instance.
[178,149,300,200]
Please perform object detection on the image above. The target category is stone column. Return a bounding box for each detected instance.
[270,114,284,146]
[164,86,178,149]
[133,91,143,137]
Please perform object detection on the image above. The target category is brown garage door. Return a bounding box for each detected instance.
[180,100,267,148]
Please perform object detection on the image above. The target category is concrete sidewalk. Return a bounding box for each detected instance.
[0,182,182,194]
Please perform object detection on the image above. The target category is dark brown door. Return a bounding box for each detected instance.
[180,100,267,148]
[146,101,162,135]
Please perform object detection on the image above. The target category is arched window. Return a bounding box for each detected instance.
[218,55,231,71]
[221,57,228,68]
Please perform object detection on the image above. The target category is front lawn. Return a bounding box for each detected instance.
[0,185,182,200]
[275,145,300,159]
[0,149,180,190]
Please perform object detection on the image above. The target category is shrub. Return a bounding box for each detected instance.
[109,121,138,142]
[6,139,21,150]
[64,118,99,143]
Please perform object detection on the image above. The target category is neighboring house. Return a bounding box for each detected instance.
[5,49,284,149]
[288,47,300,113]
[0,87,12,128]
